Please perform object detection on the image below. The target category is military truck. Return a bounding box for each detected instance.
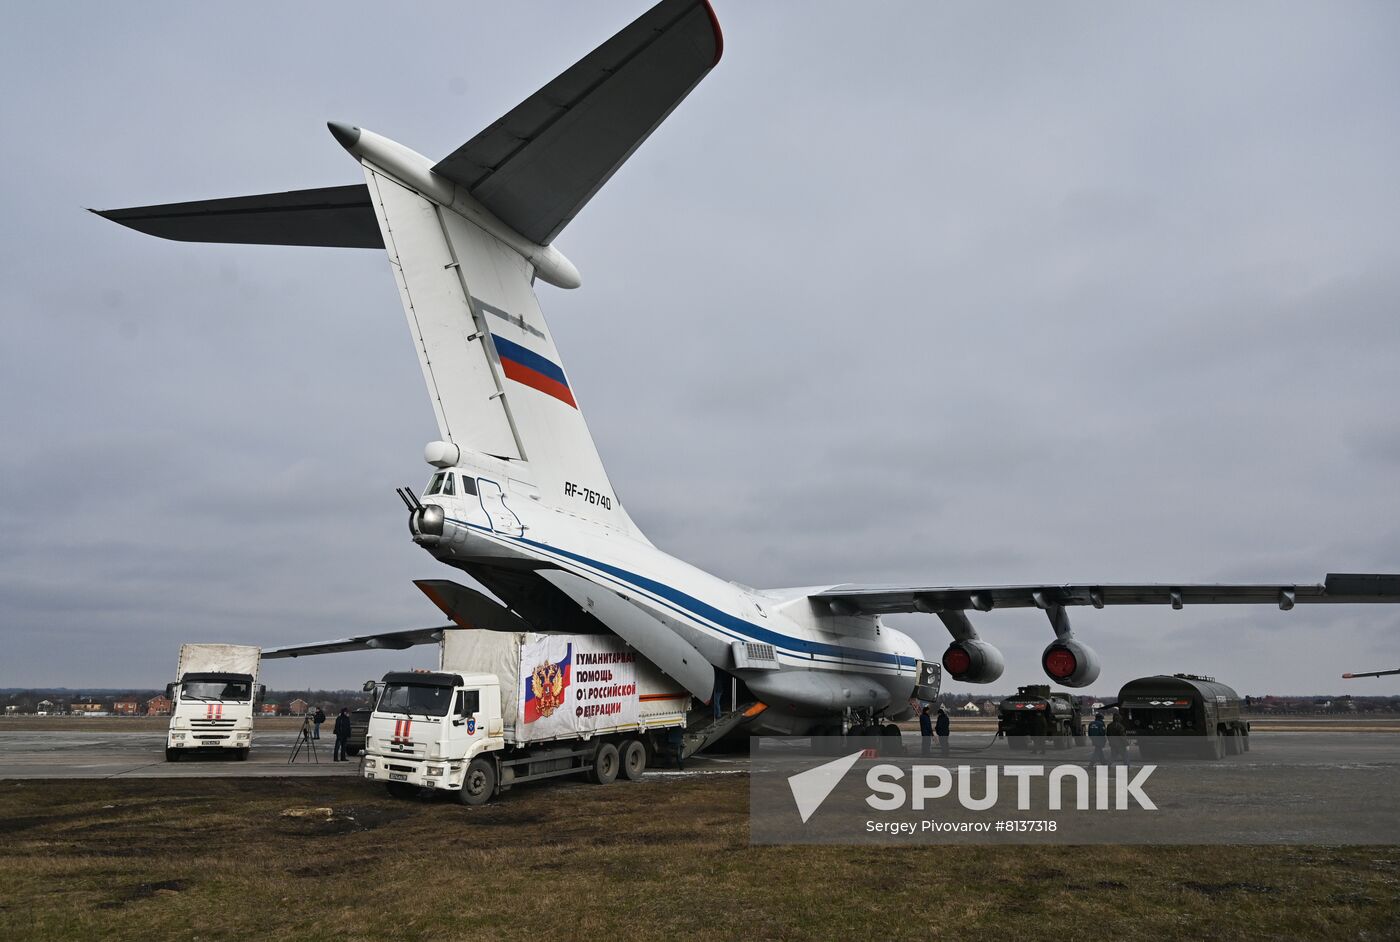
[1117,673,1248,759]
[998,685,1085,749]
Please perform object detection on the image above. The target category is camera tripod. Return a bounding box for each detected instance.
[288,714,319,764]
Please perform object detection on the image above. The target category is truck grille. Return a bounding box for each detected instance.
[190,719,236,728]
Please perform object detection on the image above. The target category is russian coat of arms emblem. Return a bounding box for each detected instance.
[531,659,565,718]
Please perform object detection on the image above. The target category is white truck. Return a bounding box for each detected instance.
[362,631,690,804]
[165,643,263,761]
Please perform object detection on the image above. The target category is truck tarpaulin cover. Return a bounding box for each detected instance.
[519,635,639,737]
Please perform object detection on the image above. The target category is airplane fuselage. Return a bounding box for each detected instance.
[410,455,923,734]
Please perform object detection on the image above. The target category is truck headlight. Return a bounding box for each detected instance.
[364,758,376,769]
[171,733,185,740]
[426,766,444,777]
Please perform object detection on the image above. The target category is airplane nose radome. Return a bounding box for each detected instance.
[327,121,362,150]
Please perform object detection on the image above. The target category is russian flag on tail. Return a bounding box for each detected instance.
[491,335,577,409]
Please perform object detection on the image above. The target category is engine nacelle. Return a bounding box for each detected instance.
[941,640,1005,684]
[1041,638,1101,688]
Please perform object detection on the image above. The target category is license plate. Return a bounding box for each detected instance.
[389,772,408,781]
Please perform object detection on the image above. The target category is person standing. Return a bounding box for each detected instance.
[934,707,951,757]
[1107,710,1129,768]
[1028,710,1049,755]
[1087,711,1107,767]
[333,707,352,761]
[919,706,934,755]
[312,706,326,740]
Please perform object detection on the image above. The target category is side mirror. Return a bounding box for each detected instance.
[362,680,377,693]
[255,684,267,704]
[165,683,176,700]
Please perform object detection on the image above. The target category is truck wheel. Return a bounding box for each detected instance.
[237,748,250,762]
[1241,732,1250,753]
[1223,730,1242,756]
[621,740,647,781]
[1208,735,1226,760]
[458,758,497,806]
[590,741,620,784]
[345,746,361,758]
[165,748,180,762]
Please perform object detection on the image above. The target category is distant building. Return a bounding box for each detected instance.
[146,695,172,716]
[960,701,980,714]
[259,703,281,716]
[288,698,309,716]
[71,701,106,715]
[36,699,57,715]
[112,700,140,716]
[979,700,997,716]
[3,705,18,715]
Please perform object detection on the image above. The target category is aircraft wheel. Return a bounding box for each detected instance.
[590,741,620,784]
[457,758,497,805]
[621,739,647,781]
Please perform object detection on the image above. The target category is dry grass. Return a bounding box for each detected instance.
[2,774,1397,941]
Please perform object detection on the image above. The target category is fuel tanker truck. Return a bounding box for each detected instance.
[1117,673,1249,759]
[998,684,1086,749]
[362,630,698,804]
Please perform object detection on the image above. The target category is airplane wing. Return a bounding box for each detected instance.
[431,0,723,245]
[813,573,1400,615]
[262,625,451,659]
[1343,668,1400,679]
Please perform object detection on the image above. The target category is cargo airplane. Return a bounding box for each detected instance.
[96,0,1400,736]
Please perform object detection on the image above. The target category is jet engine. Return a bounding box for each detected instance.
[941,639,1005,684]
[1041,638,1101,688]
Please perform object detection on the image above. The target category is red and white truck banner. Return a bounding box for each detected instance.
[519,635,639,738]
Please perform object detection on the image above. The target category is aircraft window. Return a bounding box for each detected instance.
[425,472,445,496]
[461,476,478,497]
[442,473,455,497]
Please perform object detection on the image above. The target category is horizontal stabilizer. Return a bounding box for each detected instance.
[414,578,533,632]
[432,0,722,244]
[262,624,451,659]
[92,184,383,248]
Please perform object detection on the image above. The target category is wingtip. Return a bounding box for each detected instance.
[701,0,723,66]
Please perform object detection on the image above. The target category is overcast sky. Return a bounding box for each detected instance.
[3,2,1399,696]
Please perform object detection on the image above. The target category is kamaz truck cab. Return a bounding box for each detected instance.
[363,670,502,798]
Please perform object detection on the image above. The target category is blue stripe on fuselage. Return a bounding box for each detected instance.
[444,515,916,671]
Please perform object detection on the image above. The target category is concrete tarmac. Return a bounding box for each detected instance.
[0,730,750,780]
[0,731,362,779]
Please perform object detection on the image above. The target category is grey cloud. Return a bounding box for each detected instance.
[2,2,1399,693]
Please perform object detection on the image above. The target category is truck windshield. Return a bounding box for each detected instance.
[181,680,251,701]
[377,683,453,717]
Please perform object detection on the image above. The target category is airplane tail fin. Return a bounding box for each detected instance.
[93,0,722,539]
